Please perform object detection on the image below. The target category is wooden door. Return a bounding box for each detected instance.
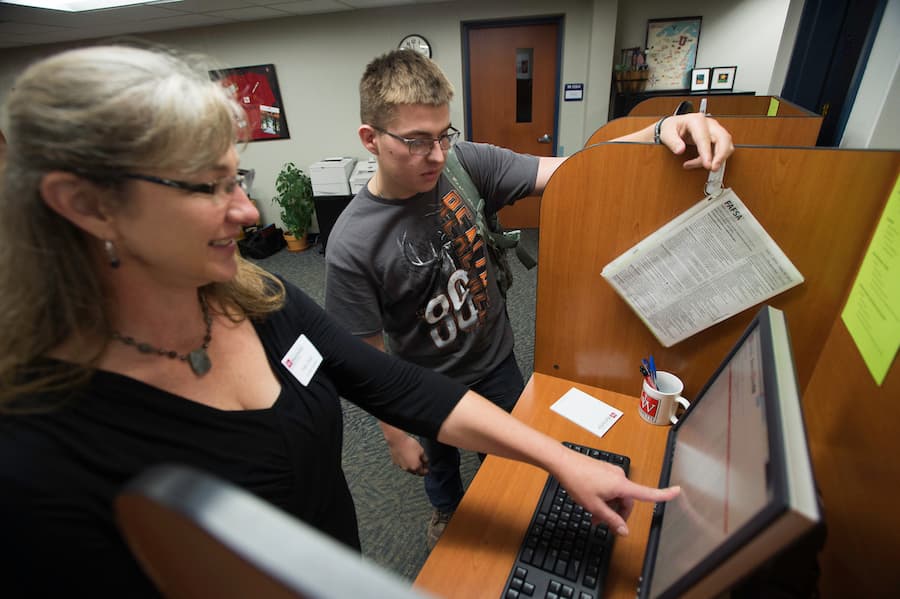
[465,19,561,228]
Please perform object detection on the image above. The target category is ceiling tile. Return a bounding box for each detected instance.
[158,0,260,12]
[340,0,413,7]
[207,6,295,20]
[139,11,230,28]
[0,0,458,48]
[264,1,352,16]
[0,20,65,33]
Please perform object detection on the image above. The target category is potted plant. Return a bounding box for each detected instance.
[272,162,314,252]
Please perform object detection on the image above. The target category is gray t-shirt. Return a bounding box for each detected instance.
[324,141,539,385]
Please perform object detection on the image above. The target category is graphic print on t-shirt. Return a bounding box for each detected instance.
[407,189,491,350]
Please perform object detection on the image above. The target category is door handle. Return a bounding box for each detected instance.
[537,134,552,143]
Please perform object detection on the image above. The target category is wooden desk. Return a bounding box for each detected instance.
[414,373,670,599]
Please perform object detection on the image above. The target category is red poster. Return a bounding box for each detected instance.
[211,64,290,142]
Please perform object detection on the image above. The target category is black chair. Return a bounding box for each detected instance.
[673,100,694,115]
[115,464,434,599]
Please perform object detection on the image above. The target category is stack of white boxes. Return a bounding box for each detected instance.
[350,157,377,194]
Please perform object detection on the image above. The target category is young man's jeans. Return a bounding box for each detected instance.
[420,351,525,513]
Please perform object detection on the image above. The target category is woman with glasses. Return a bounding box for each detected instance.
[0,45,678,596]
[325,49,732,550]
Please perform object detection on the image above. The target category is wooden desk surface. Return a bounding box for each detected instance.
[414,372,670,599]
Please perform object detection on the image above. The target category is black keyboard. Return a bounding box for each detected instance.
[500,442,630,599]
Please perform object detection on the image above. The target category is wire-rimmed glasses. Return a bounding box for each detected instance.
[374,126,460,155]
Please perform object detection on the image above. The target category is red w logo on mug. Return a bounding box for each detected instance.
[639,371,690,426]
[640,392,659,417]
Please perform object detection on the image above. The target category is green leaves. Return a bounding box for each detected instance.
[272,162,314,238]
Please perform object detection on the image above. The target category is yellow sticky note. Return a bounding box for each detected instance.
[767,97,780,116]
[841,173,900,385]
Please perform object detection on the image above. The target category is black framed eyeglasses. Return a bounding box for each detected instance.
[374,126,460,155]
[119,172,251,197]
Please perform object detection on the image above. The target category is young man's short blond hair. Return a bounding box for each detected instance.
[359,49,454,128]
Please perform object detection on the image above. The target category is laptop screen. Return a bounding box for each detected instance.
[639,305,820,599]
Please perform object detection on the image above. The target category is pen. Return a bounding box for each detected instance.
[648,355,658,387]
[640,364,657,389]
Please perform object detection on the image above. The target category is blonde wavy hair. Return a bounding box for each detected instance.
[359,49,454,128]
[0,44,285,409]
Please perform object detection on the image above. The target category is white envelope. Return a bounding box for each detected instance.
[550,388,624,438]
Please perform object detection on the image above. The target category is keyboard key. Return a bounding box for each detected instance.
[554,560,567,576]
[566,559,580,581]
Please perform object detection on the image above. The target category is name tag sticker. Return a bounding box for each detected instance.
[281,334,322,387]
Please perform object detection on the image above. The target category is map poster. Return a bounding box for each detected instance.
[645,17,702,92]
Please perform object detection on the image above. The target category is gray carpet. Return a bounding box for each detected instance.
[248,228,538,581]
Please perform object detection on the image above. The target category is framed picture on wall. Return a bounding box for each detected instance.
[210,64,291,142]
[691,67,710,91]
[644,16,702,91]
[710,66,737,91]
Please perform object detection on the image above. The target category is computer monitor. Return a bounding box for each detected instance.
[116,465,434,599]
[638,305,821,599]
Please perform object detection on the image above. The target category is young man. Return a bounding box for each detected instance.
[325,50,733,550]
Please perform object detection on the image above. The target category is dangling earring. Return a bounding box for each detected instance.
[104,240,120,269]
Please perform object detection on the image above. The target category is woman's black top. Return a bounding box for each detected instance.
[0,280,467,597]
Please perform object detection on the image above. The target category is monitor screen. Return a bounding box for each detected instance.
[639,305,820,599]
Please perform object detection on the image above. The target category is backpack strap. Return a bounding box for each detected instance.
[443,148,537,269]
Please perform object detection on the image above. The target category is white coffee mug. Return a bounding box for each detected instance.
[639,371,690,425]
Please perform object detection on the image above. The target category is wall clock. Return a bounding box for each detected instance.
[399,34,432,58]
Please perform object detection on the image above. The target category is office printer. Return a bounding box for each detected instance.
[309,157,356,196]
[350,158,377,194]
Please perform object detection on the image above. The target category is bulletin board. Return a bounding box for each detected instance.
[210,63,291,142]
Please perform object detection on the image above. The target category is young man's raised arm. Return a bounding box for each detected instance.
[532,112,735,193]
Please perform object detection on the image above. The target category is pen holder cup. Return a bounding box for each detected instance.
[639,371,690,426]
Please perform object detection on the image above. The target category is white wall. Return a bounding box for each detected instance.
[0,0,616,227]
[614,0,791,97]
[0,0,801,229]
[841,0,900,150]
[767,0,806,94]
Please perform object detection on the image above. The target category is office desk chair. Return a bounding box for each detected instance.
[673,100,694,115]
[115,465,434,599]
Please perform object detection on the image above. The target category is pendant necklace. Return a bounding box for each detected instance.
[111,292,213,376]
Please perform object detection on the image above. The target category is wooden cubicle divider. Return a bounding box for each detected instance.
[628,94,816,117]
[534,143,899,401]
[585,114,822,147]
[501,96,820,231]
[811,318,900,595]
[802,313,900,596]
[534,143,898,595]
